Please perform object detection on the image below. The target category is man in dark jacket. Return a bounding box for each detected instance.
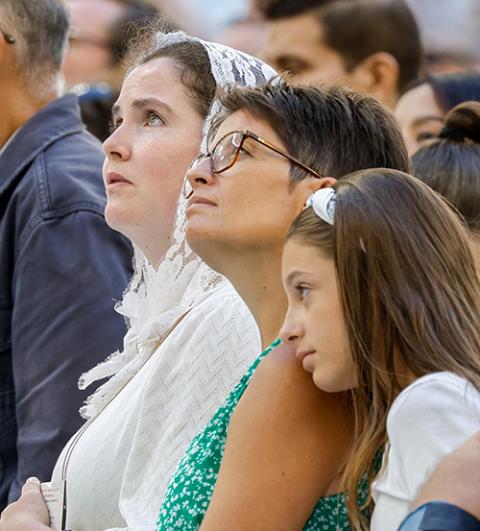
[0,0,132,509]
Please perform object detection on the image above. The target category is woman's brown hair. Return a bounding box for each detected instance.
[287,169,480,529]
[412,101,480,233]
[124,19,216,119]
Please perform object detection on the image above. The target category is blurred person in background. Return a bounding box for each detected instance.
[395,71,480,155]
[214,0,265,56]
[411,102,480,268]
[0,0,132,510]
[64,0,159,140]
[155,0,251,38]
[256,0,421,108]
[405,0,480,74]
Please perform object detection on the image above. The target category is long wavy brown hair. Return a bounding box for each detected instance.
[287,168,480,530]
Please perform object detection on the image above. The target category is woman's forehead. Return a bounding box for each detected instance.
[211,110,283,148]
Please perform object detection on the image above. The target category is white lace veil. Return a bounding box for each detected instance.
[78,32,277,419]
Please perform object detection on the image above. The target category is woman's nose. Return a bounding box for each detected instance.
[186,155,215,190]
[103,125,131,161]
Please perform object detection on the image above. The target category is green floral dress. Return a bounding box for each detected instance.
[155,339,369,530]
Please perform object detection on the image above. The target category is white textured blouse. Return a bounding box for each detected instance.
[371,372,480,531]
[51,281,261,531]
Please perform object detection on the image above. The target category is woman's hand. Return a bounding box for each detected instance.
[0,477,53,531]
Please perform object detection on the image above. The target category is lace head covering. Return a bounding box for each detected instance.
[78,32,277,419]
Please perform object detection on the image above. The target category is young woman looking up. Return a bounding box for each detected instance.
[412,101,480,267]
[155,80,410,530]
[0,31,275,531]
[281,170,480,530]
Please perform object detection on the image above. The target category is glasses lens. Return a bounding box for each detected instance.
[212,132,242,172]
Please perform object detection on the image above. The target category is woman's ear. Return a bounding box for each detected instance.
[308,176,337,194]
[349,51,399,108]
[300,176,337,211]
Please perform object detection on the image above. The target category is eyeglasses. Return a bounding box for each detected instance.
[1,30,15,44]
[189,129,323,179]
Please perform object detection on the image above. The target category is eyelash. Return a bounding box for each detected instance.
[108,111,166,133]
[109,117,122,134]
[144,111,166,126]
[295,284,310,300]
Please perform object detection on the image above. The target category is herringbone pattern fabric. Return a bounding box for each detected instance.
[51,282,261,531]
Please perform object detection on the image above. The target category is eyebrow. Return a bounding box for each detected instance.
[285,270,304,285]
[411,115,444,128]
[111,97,174,119]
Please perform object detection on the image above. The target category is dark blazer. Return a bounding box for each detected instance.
[0,94,132,508]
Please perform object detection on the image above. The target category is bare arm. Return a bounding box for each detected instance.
[201,342,353,531]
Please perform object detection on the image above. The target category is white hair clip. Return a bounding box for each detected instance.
[306,188,336,225]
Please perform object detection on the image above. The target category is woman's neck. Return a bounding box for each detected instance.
[222,247,287,350]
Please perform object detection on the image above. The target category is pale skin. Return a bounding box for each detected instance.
[0,56,205,530]
[186,110,354,530]
[260,12,399,108]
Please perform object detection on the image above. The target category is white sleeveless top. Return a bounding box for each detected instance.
[51,281,261,531]
[371,372,480,531]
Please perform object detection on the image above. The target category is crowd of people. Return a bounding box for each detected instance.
[0,1,479,530]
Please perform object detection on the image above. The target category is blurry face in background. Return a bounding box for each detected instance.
[394,82,445,155]
[102,57,204,264]
[261,13,349,86]
[63,0,126,87]
[215,19,265,57]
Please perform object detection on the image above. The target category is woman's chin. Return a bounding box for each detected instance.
[104,204,138,237]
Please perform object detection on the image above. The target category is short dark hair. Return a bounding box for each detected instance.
[211,80,410,180]
[257,0,422,93]
[412,101,480,233]
[0,0,70,93]
[126,23,216,119]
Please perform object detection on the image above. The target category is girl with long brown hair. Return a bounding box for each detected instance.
[280,169,480,530]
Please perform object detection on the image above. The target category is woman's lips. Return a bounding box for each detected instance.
[105,171,133,186]
[296,350,316,363]
[187,195,217,209]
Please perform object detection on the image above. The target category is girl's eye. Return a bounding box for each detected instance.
[145,111,165,126]
[295,285,311,300]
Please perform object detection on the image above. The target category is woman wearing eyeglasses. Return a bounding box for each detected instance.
[154,81,410,530]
